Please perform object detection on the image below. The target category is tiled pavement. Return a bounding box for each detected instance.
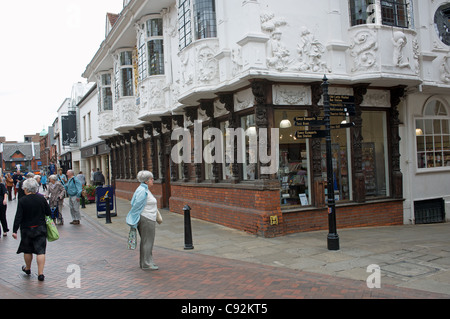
[0,196,449,301]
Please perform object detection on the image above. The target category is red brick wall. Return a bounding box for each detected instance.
[282,200,404,234]
[169,184,283,237]
[115,181,404,238]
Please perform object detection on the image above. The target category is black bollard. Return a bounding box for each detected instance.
[183,205,194,250]
[105,193,112,224]
[81,194,86,209]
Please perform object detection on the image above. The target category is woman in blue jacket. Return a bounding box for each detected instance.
[126,171,158,270]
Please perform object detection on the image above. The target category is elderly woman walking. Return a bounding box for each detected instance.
[126,171,159,270]
[45,175,66,225]
[0,176,9,236]
[12,178,51,281]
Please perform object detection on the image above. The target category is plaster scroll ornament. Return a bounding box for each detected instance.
[197,45,218,83]
[440,53,450,83]
[349,30,378,72]
[392,31,411,69]
[296,27,330,73]
[231,47,243,76]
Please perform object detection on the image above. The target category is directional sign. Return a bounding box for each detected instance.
[294,116,325,127]
[330,107,356,117]
[330,122,355,130]
[329,95,355,107]
[295,130,327,139]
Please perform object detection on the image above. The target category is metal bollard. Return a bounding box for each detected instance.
[183,205,194,250]
[105,193,112,224]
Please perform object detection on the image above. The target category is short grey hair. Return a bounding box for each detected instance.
[137,170,153,183]
[49,175,57,181]
[22,178,39,194]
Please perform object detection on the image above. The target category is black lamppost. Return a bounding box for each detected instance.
[322,76,340,251]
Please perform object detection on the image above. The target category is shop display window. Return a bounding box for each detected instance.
[276,110,310,207]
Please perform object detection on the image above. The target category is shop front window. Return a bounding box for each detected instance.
[276,110,310,207]
[361,111,389,197]
[416,99,450,169]
[321,116,351,202]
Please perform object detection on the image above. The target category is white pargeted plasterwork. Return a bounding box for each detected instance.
[234,88,254,112]
[273,85,312,105]
[138,76,166,117]
[113,98,139,131]
[260,11,330,73]
[349,29,378,72]
[177,39,220,93]
[98,111,114,137]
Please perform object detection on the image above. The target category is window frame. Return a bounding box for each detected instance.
[178,0,217,50]
[349,0,411,28]
[415,98,450,172]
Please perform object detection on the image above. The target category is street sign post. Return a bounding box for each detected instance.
[322,77,340,251]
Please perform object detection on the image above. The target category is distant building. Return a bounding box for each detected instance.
[1,142,41,173]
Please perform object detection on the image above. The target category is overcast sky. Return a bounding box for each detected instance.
[0,0,124,142]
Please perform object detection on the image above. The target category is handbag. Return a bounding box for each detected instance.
[45,216,59,242]
[127,227,137,250]
[156,209,163,225]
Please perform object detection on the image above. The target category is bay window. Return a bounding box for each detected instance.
[99,73,113,111]
[178,0,217,50]
[137,17,165,79]
[114,50,134,99]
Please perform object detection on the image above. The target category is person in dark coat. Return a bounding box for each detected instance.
[12,178,51,281]
[0,176,9,236]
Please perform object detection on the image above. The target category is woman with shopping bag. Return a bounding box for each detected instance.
[126,171,162,271]
[12,178,52,281]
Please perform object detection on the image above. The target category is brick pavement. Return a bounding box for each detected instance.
[0,198,448,301]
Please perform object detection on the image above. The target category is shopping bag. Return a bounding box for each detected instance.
[45,216,59,242]
[128,227,137,250]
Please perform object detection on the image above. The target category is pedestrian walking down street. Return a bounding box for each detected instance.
[5,173,14,201]
[45,175,66,225]
[126,171,159,270]
[65,170,83,225]
[17,173,34,201]
[41,174,48,192]
[0,176,9,236]
[12,179,51,282]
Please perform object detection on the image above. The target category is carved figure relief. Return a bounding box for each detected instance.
[440,53,450,83]
[392,31,410,69]
[349,30,378,72]
[260,11,290,71]
[295,27,330,73]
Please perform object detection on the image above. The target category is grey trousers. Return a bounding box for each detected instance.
[137,215,156,269]
[69,196,81,220]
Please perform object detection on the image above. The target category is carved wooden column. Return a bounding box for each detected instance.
[184,106,197,182]
[351,84,369,203]
[129,130,138,179]
[123,133,131,179]
[390,86,405,199]
[161,116,174,182]
[219,92,240,183]
[153,121,163,182]
[118,135,125,180]
[200,99,219,183]
[310,82,326,207]
[172,115,185,181]
[143,124,153,172]
[251,79,271,180]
